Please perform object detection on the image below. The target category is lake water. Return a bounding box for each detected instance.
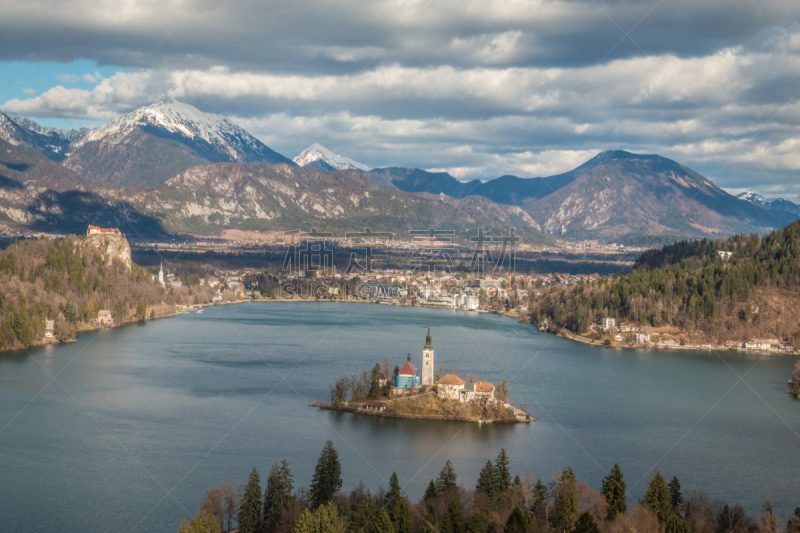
[1,302,798,533]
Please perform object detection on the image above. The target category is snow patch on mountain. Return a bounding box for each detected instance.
[736,191,770,206]
[294,143,370,171]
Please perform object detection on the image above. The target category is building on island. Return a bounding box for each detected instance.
[86,225,121,236]
[376,372,389,388]
[472,382,495,401]
[437,374,466,400]
[421,326,435,386]
[395,354,420,389]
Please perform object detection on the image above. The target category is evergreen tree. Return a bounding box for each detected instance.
[238,467,263,533]
[390,496,412,533]
[475,461,497,498]
[600,464,627,519]
[560,468,576,484]
[572,512,599,533]
[374,508,396,533]
[317,502,343,533]
[435,460,458,495]
[663,515,688,533]
[310,440,343,509]
[423,480,438,501]
[530,477,549,521]
[386,472,402,509]
[550,482,578,533]
[495,449,511,493]
[505,507,531,533]
[294,508,317,533]
[264,460,294,533]
[440,499,465,533]
[466,509,492,533]
[668,477,683,513]
[643,471,672,523]
[513,475,521,488]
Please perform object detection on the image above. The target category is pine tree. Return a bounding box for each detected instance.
[643,471,672,523]
[423,480,438,501]
[386,472,402,509]
[466,509,492,533]
[787,508,800,533]
[530,477,548,520]
[513,475,521,488]
[390,496,412,533]
[375,508,396,533]
[572,512,599,533]
[668,477,683,513]
[310,440,343,509]
[317,502,343,533]
[504,507,531,533]
[238,467,263,533]
[441,499,465,533]
[560,468,576,484]
[600,464,627,519]
[663,515,688,533]
[550,482,578,533]
[294,508,317,533]
[264,460,294,533]
[495,449,511,494]
[475,461,497,498]
[435,460,458,495]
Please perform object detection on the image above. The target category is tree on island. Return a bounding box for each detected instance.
[238,467,262,533]
[310,440,343,509]
[601,464,627,519]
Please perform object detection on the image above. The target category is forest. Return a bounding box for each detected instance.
[0,237,211,351]
[528,221,800,343]
[176,441,800,533]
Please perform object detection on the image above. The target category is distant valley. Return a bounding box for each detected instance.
[1,99,798,245]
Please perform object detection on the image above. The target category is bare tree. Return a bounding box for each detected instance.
[200,485,225,531]
[221,480,240,532]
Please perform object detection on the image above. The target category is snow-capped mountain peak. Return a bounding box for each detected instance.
[736,191,769,206]
[294,143,370,171]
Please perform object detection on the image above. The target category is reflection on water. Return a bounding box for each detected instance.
[0,302,798,533]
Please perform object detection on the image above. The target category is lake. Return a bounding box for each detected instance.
[1,302,798,533]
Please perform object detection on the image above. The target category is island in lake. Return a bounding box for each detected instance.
[314,327,535,423]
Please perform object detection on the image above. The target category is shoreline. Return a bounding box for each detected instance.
[312,402,536,424]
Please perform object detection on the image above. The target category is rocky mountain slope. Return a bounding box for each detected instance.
[0,111,87,162]
[294,143,370,171]
[0,138,84,191]
[523,151,793,244]
[64,100,294,188]
[736,191,800,216]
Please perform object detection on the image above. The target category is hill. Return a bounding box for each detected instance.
[0,234,211,351]
[0,138,84,191]
[94,162,546,241]
[530,220,800,345]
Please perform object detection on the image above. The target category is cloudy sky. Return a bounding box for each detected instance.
[1,0,799,197]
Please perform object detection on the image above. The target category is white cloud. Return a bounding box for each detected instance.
[22,88,34,95]
[56,73,80,83]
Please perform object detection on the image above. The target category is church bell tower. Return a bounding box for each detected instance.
[421,326,434,386]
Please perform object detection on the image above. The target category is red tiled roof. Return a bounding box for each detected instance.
[474,382,494,393]
[398,360,417,376]
[376,372,387,380]
[437,374,465,386]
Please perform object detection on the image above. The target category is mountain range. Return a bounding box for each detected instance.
[0,99,797,244]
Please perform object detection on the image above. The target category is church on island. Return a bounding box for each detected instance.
[393,327,502,406]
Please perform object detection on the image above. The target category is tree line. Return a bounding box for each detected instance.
[176,441,800,533]
[528,220,800,342]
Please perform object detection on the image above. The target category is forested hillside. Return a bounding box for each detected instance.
[0,237,206,351]
[529,221,800,343]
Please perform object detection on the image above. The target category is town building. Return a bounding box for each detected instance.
[421,326,435,386]
[437,373,465,400]
[602,318,616,331]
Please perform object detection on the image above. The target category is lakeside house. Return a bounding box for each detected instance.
[602,318,616,331]
[97,310,113,326]
[44,319,54,338]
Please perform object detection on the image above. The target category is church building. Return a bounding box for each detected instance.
[421,326,435,386]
